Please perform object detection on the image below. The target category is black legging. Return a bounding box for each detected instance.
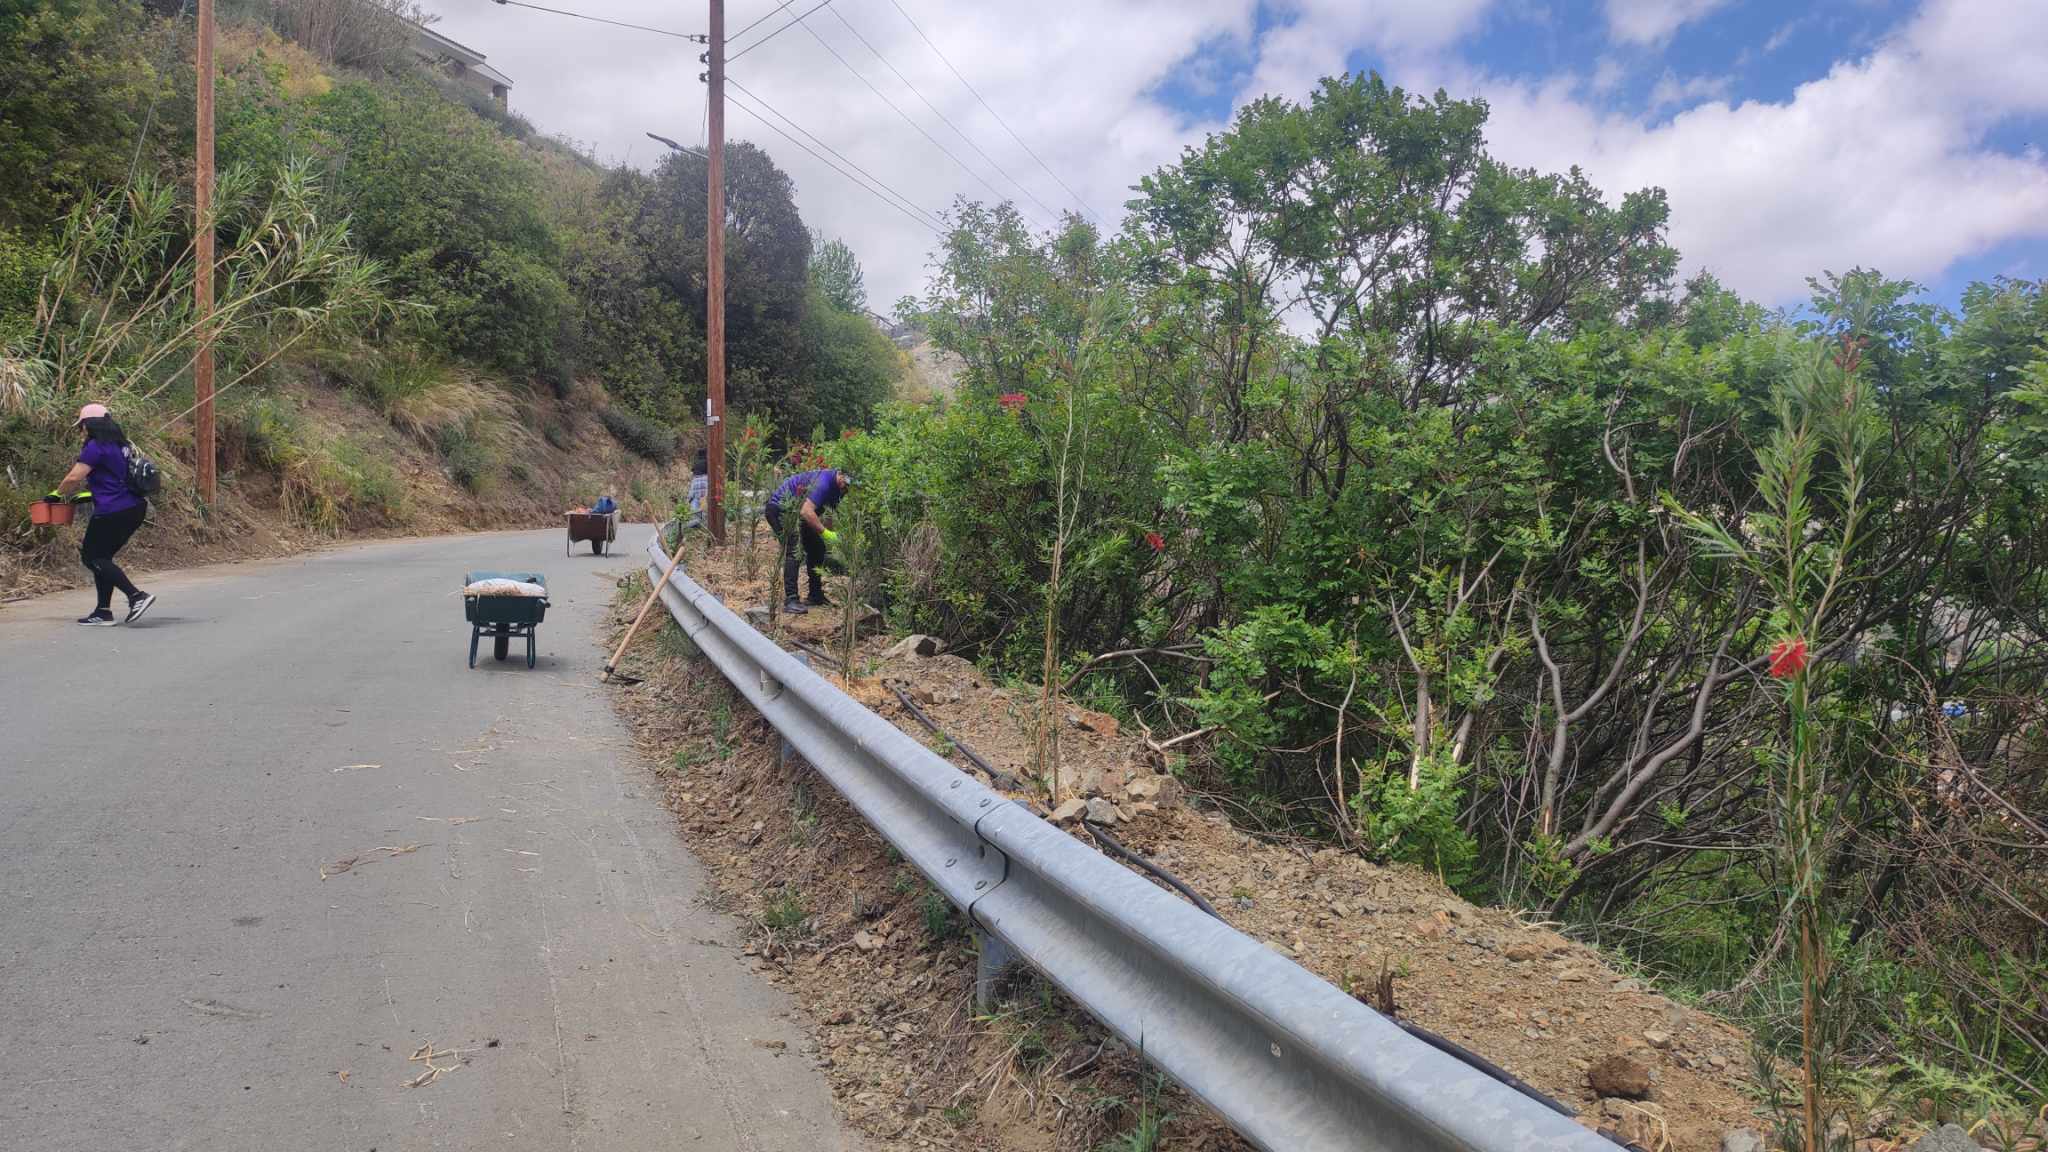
[80,502,146,611]
[763,504,825,601]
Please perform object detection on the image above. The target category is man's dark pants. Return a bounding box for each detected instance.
[763,504,825,602]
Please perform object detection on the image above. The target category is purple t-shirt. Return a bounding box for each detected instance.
[79,439,143,514]
[767,469,844,514]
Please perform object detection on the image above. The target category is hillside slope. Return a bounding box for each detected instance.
[2,367,686,601]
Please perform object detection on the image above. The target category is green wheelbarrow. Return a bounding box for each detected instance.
[463,570,549,668]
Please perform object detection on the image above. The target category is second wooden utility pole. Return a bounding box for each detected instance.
[704,0,727,544]
[194,0,216,503]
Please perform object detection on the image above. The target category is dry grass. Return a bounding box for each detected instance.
[386,370,515,448]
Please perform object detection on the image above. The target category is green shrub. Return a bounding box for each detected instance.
[598,405,675,464]
[437,425,494,493]
[332,437,405,522]
[0,230,54,348]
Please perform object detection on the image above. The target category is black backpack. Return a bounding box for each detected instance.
[123,444,161,497]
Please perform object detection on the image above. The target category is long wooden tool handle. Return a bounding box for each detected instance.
[606,532,690,676]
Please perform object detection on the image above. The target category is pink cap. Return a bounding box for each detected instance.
[75,402,109,425]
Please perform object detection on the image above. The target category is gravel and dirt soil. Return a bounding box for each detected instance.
[598,536,1925,1152]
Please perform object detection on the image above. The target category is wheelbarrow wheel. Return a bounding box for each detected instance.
[591,538,603,556]
[493,623,510,662]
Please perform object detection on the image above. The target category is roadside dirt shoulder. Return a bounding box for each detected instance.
[603,549,1771,1152]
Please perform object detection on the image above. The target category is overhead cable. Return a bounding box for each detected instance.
[723,83,943,236]
[726,76,946,232]
[792,16,1036,222]
[826,7,1058,221]
[728,0,795,44]
[727,0,835,62]
[884,0,1104,222]
[488,0,702,41]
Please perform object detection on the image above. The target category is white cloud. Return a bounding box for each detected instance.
[1239,0,1494,104]
[1604,0,1732,47]
[425,0,1255,309]
[1762,17,1808,54]
[1589,54,1628,94]
[420,0,2048,315]
[1645,69,1730,113]
[1433,0,2048,301]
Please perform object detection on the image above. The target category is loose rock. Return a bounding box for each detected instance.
[1909,1124,1979,1152]
[1067,708,1120,738]
[1084,796,1121,825]
[1048,798,1088,824]
[1123,773,1185,809]
[883,634,943,660]
[1588,1054,1653,1100]
[1719,1129,1765,1152]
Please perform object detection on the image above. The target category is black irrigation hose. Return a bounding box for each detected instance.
[1385,1017,1579,1119]
[1079,817,1226,922]
[885,682,1022,790]
[785,636,843,671]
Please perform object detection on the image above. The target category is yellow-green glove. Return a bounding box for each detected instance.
[820,528,839,545]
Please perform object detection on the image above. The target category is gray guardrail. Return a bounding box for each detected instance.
[643,536,1625,1152]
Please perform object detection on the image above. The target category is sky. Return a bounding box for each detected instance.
[423,0,2048,314]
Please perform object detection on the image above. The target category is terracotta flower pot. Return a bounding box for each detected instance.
[29,500,76,526]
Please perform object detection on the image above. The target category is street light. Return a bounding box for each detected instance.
[646,132,708,160]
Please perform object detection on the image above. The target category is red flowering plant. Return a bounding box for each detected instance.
[1144,530,1166,554]
[1767,636,1808,679]
[997,392,1029,412]
[1669,329,1876,1152]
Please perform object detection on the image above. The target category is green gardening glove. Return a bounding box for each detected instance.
[820,528,839,545]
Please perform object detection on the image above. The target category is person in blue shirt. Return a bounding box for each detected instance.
[762,468,850,614]
[50,403,155,626]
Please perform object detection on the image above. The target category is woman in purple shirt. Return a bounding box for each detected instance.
[51,403,155,626]
[762,468,849,614]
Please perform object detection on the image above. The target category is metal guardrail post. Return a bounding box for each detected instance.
[974,929,1020,1012]
[780,650,808,775]
[644,537,1624,1152]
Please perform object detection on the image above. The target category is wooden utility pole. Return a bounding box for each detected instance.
[704,0,727,543]
[193,0,216,503]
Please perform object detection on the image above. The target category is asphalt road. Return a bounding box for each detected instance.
[0,527,859,1152]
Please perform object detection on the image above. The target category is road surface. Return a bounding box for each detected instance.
[0,527,859,1151]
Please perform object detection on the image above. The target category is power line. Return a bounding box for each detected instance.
[729,0,794,44]
[727,76,945,231]
[727,0,834,62]
[789,14,1037,223]
[884,0,1103,223]
[125,0,193,191]
[488,0,703,41]
[826,6,1058,221]
[723,83,943,236]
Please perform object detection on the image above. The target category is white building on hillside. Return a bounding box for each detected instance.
[411,23,511,109]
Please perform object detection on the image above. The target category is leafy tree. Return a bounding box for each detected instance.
[313,78,573,380]
[0,0,168,233]
[810,234,866,313]
[791,287,896,435]
[626,142,811,418]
